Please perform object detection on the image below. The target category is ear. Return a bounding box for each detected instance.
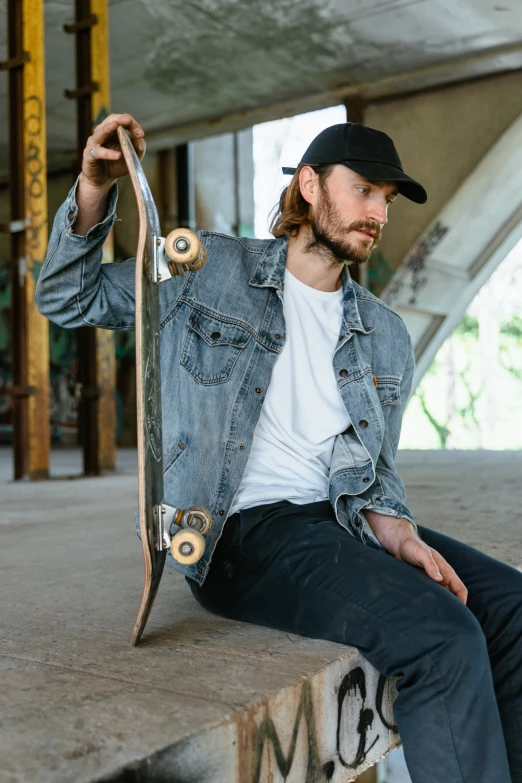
[299,165,318,206]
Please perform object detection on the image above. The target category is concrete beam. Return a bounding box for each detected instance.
[382,111,522,389]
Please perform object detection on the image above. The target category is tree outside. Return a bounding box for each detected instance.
[400,240,522,450]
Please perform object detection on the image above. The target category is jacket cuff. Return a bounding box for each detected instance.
[347,494,418,551]
[363,496,417,530]
[64,175,118,241]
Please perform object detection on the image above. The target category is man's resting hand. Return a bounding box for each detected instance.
[362,510,468,605]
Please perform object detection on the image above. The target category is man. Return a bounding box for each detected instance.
[36,114,522,783]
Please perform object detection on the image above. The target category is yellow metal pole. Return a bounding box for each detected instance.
[22,0,50,478]
[90,0,116,472]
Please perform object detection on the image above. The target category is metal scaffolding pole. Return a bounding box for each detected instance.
[64,0,116,475]
[1,0,51,480]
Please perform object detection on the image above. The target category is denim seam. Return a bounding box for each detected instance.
[354,292,410,329]
[231,543,465,782]
[75,294,133,330]
[197,231,264,253]
[38,225,66,277]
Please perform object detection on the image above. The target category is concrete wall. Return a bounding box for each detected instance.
[364,70,522,290]
[194,128,254,236]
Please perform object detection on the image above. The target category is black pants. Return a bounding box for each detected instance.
[187,499,522,783]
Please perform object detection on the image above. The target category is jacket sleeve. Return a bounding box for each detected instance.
[35,176,139,330]
[345,330,419,550]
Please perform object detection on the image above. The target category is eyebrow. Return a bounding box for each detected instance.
[362,178,399,198]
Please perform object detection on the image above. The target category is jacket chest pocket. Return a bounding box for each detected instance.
[181,308,252,385]
[375,376,401,406]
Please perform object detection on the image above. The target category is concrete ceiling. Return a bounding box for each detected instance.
[1,0,522,168]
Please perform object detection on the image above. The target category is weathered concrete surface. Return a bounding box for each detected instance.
[1,448,520,782]
[397,449,522,569]
[0,448,398,783]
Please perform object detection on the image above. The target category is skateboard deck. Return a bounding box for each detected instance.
[117,126,210,646]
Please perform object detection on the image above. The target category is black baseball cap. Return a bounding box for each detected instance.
[282,122,427,204]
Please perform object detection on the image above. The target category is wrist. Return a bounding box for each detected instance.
[78,172,116,200]
[362,510,417,555]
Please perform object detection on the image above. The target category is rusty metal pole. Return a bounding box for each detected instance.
[1,0,51,480]
[344,96,368,289]
[64,0,116,475]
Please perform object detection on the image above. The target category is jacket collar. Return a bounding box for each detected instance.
[249,235,373,335]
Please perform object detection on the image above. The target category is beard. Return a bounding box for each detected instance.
[304,183,382,268]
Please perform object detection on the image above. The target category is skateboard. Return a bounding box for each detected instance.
[117,126,212,646]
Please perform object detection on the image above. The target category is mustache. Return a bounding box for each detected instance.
[349,221,382,241]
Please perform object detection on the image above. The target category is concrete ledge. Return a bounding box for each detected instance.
[2,448,519,782]
[0,448,399,783]
[96,652,399,782]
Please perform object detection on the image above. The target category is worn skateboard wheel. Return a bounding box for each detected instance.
[170,529,205,565]
[165,228,207,271]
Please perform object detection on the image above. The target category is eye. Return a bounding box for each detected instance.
[357,187,369,195]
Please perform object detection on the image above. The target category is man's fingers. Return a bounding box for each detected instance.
[399,539,468,606]
[410,540,444,581]
[91,114,144,146]
[431,551,468,605]
[84,145,121,162]
[134,138,146,159]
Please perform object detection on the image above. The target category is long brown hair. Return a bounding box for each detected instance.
[269,163,334,238]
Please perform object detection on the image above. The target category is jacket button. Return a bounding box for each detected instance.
[211,331,221,339]
[67,210,75,221]
[362,477,370,483]
[219,510,224,516]
[275,333,281,339]
[338,335,343,341]
[359,420,369,428]
[178,440,185,449]
[255,387,262,393]
[339,369,348,377]
[239,443,245,450]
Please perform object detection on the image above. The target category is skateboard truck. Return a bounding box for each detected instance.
[153,228,208,283]
[154,503,212,565]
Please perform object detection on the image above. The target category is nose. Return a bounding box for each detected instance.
[368,196,389,225]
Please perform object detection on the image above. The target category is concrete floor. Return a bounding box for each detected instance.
[1,447,521,782]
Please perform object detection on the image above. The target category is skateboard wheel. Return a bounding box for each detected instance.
[170,529,205,565]
[165,228,207,271]
[181,505,212,536]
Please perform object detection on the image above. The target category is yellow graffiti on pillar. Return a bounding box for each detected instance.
[23,0,50,478]
[91,0,117,471]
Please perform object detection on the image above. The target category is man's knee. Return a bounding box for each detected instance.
[428,595,489,682]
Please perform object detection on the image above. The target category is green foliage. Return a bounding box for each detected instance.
[417,387,449,448]
[500,315,522,340]
[499,315,522,381]
[454,313,479,338]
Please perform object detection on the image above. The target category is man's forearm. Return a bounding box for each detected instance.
[361,508,419,556]
[74,173,116,235]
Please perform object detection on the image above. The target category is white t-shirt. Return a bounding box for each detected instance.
[228,267,351,517]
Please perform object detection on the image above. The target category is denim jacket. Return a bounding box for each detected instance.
[35,178,418,585]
